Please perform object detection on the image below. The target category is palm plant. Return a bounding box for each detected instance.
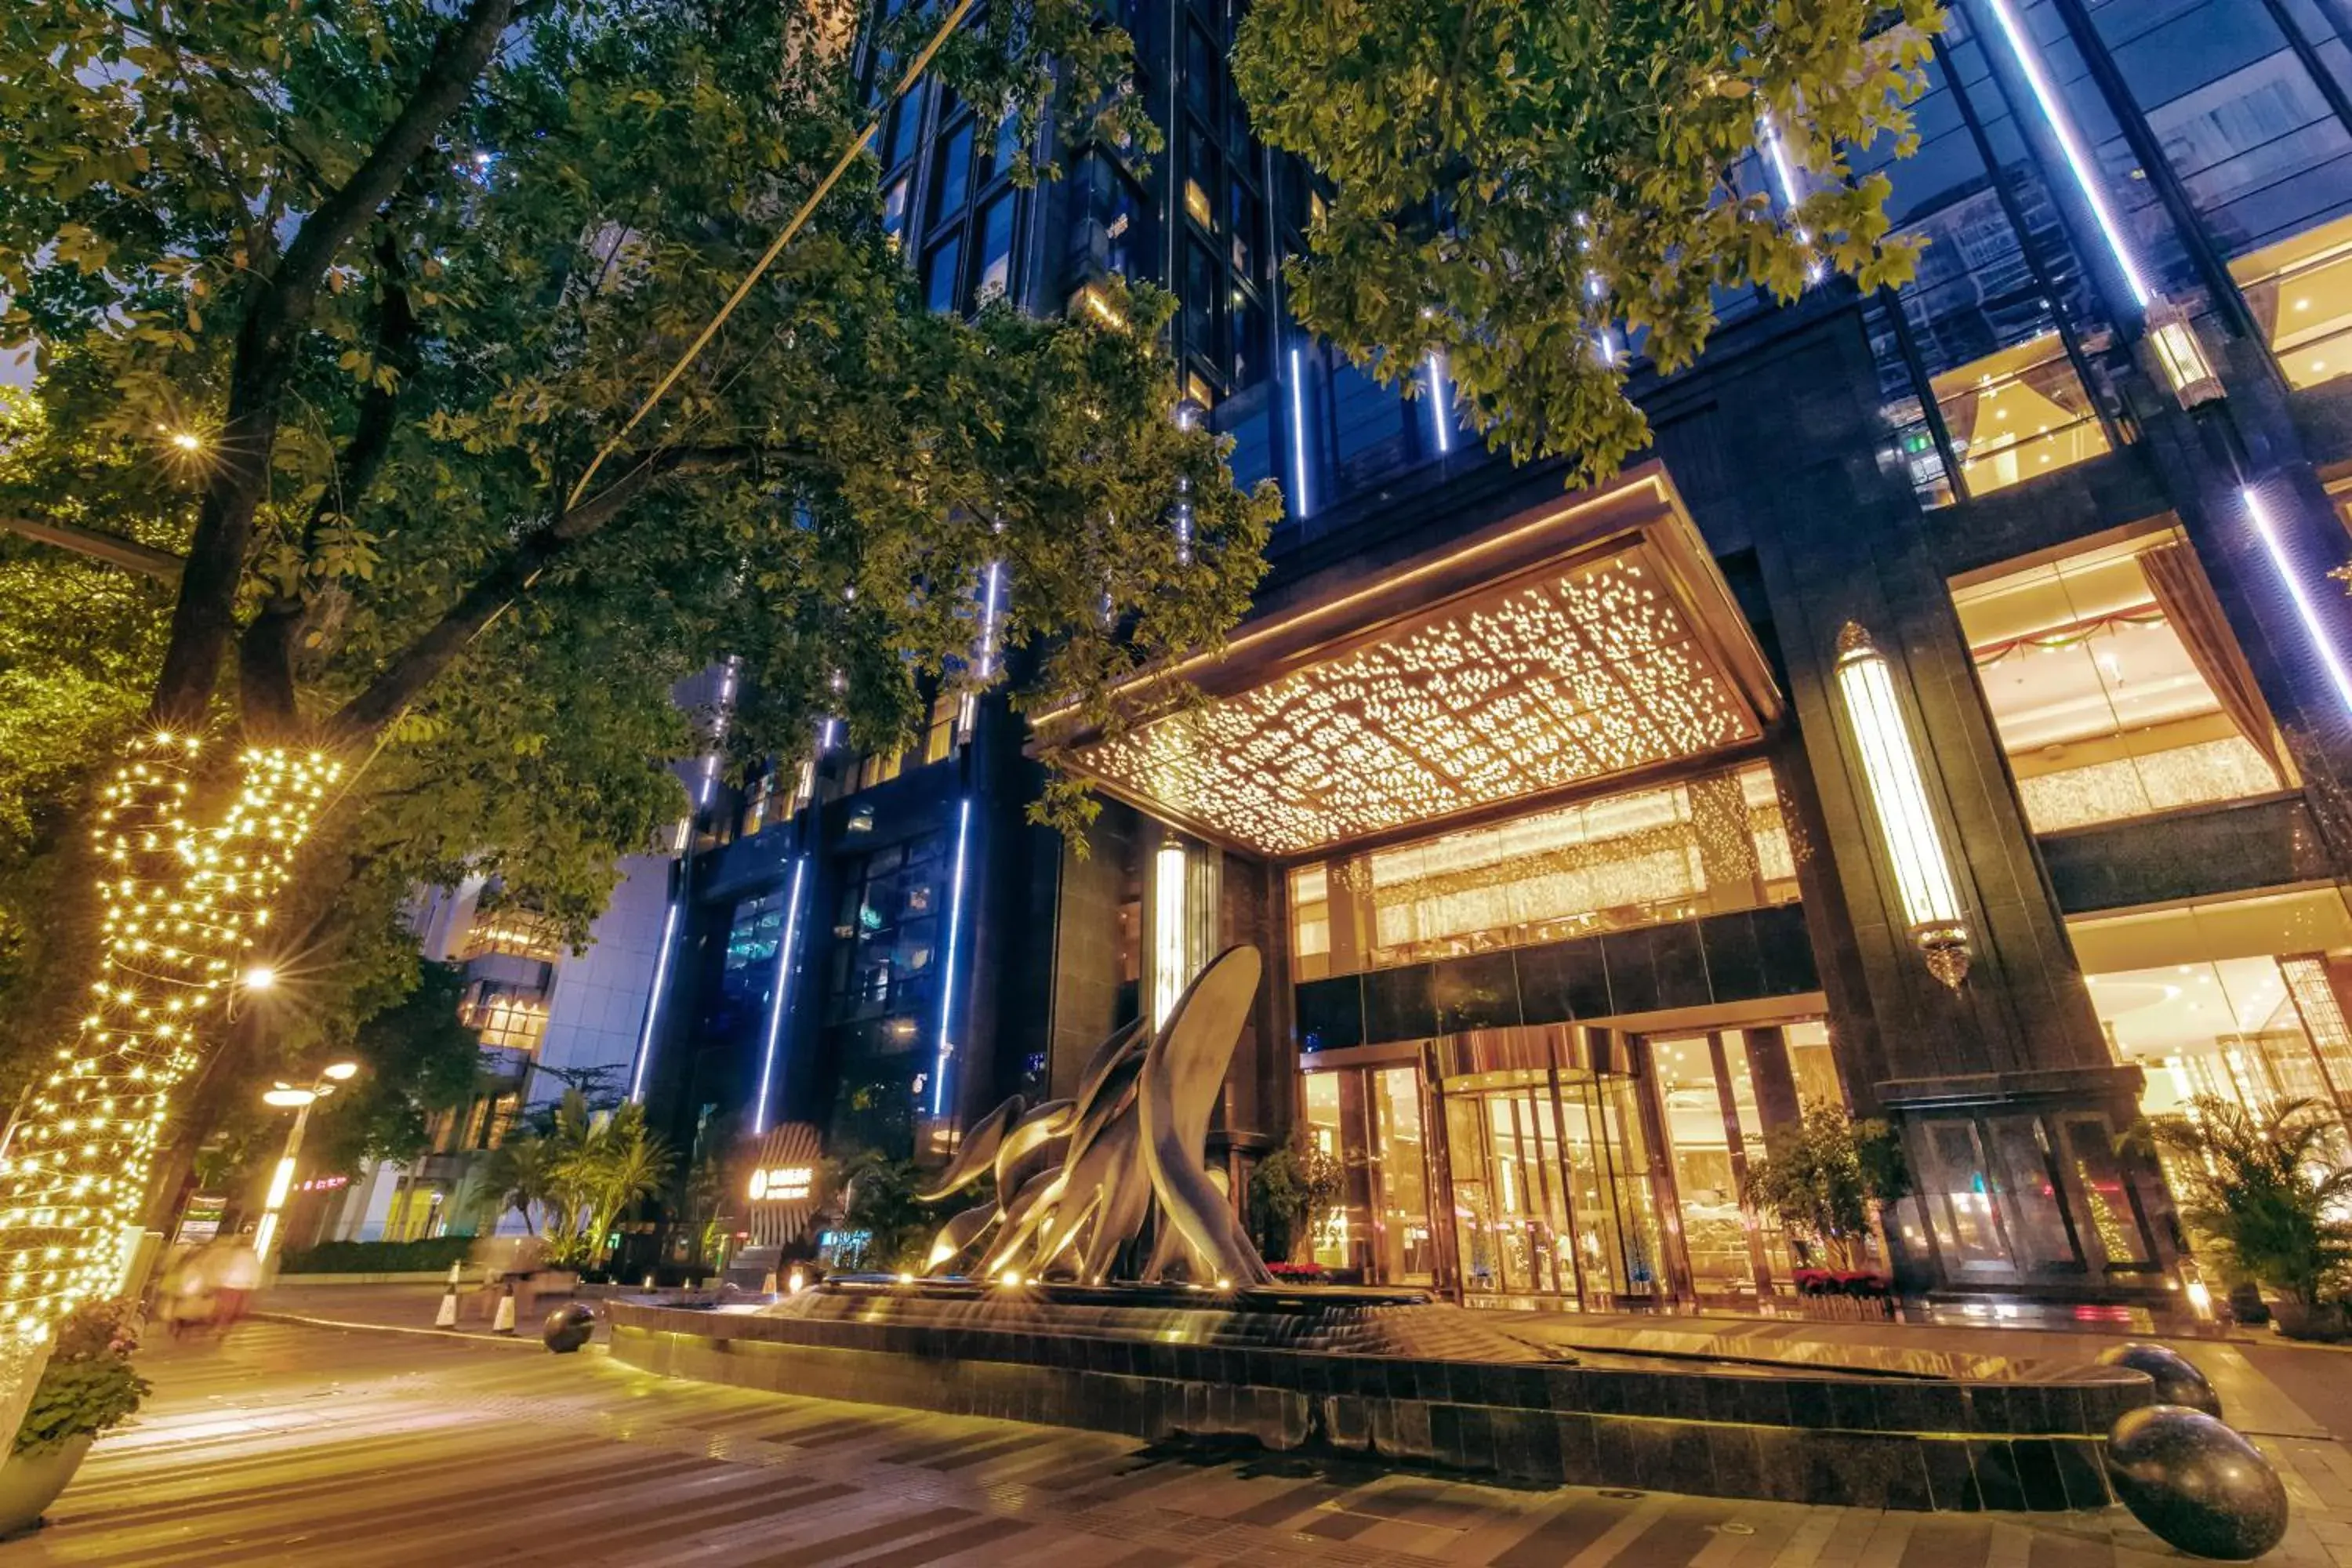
[575,1103,674,1265]
[2144,1095,2352,1314]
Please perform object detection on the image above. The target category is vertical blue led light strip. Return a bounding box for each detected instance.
[627,895,681,1104]
[1758,112,1827,284]
[931,797,975,1116]
[750,855,808,1135]
[1978,0,2152,308]
[1425,354,1452,453]
[1287,346,1312,517]
[2244,485,2352,716]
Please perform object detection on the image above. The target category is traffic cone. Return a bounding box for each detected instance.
[492,1280,516,1335]
[434,1260,461,1329]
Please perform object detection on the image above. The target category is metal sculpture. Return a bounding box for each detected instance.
[918,945,1273,1287]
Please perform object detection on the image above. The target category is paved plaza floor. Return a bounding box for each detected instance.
[21,1305,2352,1566]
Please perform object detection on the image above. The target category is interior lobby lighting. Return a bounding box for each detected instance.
[752,856,809,1136]
[1980,0,2152,308]
[2242,484,2352,716]
[931,798,974,1116]
[1835,622,1973,989]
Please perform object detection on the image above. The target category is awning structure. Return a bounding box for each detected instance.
[1044,464,1783,859]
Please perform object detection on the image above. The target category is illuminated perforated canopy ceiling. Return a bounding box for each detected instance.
[1051,466,1781,858]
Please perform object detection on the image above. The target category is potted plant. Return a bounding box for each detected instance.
[1247,1135,1343,1268]
[0,1299,150,1537]
[1740,1100,1911,1277]
[2145,1095,2352,1341]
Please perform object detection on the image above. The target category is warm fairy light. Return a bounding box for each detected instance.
[1834,623,1972,989]
[0,736,341,1340]
[1072,548,1759,855]
[168,430,203,453]
[241,964,277,992]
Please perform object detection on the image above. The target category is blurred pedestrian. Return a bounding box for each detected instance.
[211,1234,262,1331]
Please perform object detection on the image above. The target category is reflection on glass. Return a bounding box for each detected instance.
[1955,536,2281,832]
[1918,1120,2009,1270]
[1372,1067,1434,1282]
[1651,1036,1749,1293]
[1929,332,2110,495]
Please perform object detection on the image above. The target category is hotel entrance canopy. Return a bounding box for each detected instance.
[1045,464,1784,858]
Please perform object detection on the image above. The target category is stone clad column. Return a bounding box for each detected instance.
[1654,303,2181,1300]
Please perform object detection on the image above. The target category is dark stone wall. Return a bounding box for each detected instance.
[1044,798,1139,1104]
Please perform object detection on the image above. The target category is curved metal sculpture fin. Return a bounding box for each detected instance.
[915,1094,1023,1203]
[1139,946,1272,1287]
[924,1199,1000,1272]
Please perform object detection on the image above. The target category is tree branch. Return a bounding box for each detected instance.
[149,0,518,731]
[326,443,784,744]
[0,515,184,582]
[239,235,425,737]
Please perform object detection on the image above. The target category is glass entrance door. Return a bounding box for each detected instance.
[1443,1070,1664,1307]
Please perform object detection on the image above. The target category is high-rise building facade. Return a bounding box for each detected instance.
[639,0,2352,1312]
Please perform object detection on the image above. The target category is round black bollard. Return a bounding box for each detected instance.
[2106,1405,2287,1561]
[542,1302,596,1354]
[2097,1342,2223,1418]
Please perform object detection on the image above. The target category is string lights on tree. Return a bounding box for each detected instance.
[0,735,338,1348]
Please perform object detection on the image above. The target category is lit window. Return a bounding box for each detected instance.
[1929,332,2110,495]
[1184,177,1214,230]
[1287,761,1794,978]
[1953,534,2285,833]
[923,696,957,764]
[2232,212,2352,391]
[2073,888,2352,1162]
[466,990,548,1055]
[857,750,904,791]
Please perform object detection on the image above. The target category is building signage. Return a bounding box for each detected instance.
[745,1123,823,1250]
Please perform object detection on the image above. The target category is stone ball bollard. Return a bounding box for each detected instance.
[542,1302,596,1354]
[2097,1341,2223,1418]
[2105,1405,2287,1561]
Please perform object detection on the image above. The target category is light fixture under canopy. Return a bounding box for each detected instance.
[1046,465,1782,858]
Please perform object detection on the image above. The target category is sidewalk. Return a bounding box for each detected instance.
[254,1280,600,1345]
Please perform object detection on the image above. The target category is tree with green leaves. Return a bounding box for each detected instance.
[1739,1099,1910,1271]
[303,960,488,1177]
[0,0,1274,1389]
[1233,0,1943,482]
[1248,1131,1345,1265]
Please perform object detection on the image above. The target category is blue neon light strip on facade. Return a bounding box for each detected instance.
[2244,485,2352,716]
[626,894,682,1103]
[1979,0,2153,308]
[931,797,975,1116]
[1426,354,1451,454]
[1288,346,1312,517]
[751,855,808,1135]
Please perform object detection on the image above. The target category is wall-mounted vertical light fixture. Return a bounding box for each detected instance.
[1835,622,1973,989]
[1152,837,1190,1029]
[2148,299,2223,409]
[1425,353,1453,453]
[2243,485,2352,717]
[1287,346,1312,517]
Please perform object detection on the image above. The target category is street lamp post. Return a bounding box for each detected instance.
[253,1062,358,1263]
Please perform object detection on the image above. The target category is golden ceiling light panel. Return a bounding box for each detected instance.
[1057,465,1781,858]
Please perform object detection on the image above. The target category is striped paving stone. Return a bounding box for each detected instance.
[15,1321,2351,1566]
